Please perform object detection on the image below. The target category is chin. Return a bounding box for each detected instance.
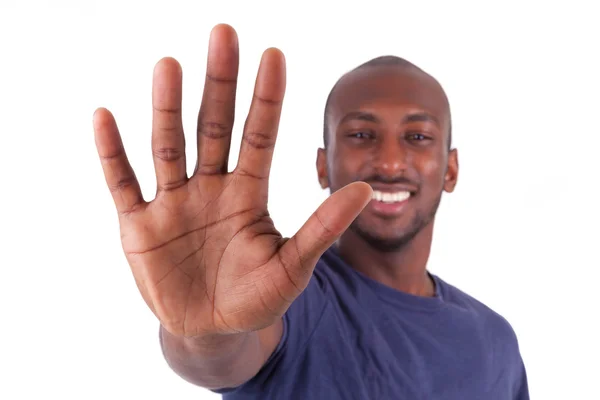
[349,220,420,253]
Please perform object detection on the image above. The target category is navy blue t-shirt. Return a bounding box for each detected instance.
[216,246,529,399]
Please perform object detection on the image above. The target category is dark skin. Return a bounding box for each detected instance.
[94,24,457,390]
[94,24,372,390]
[317,65,459,297]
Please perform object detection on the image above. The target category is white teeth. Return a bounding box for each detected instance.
[372,190,411,203]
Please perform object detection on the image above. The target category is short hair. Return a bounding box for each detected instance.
[322,55,452,150]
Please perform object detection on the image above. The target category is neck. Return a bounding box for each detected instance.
[335,222,436,297]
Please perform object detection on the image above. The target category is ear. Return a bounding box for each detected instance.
[316,147,329,189]
[444,148,459,193]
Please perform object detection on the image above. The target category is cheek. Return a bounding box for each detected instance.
[421,158,439,173]
[420,157,446,187]
[331,151,365,178]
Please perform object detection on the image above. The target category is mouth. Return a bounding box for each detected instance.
[367,189,413,217]
[371,189,411,203]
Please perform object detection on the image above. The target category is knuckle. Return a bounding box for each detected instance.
[197,119,232,140]
[153,106,181,115]
[118,202,144,217]
[314,212,335,237]
[242,131,275,150]
[235,166,268,180]
[206,74,237,84]
[153,147,183,162]
[153,106,183,133]
[109,175,137,193]
[253,94,282,107]
[195,162,225,175]
[159,179,187,191]
[100,149,124,163]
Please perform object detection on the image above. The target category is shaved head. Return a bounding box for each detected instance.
[323,56,452,150]
[315,55,458,252]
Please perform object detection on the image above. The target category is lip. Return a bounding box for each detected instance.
[366,186,416,217]
[368,196,410,217]
[368,184,418,194]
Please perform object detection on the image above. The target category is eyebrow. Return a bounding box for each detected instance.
[403,112,440,126]
[338,111,380,125]
[338,110,440,127]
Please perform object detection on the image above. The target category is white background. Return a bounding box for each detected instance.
[1,1,598,399]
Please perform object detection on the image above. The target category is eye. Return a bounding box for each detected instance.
[406,132,431,142]
[347,131,374,140]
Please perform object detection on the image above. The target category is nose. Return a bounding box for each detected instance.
[374,139,408,175]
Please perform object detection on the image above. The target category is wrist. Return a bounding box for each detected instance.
[160,324,253,360]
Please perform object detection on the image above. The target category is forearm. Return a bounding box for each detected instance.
[159,321,282,390]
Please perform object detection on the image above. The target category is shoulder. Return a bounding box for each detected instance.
[436,276,521,344]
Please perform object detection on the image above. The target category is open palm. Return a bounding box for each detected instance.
[94,24,372,338]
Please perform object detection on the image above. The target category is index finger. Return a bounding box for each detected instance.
[234,48,286,181]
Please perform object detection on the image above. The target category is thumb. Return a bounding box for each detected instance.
[277,181,372,288]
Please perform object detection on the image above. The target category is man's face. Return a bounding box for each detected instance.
[317,66,458,251]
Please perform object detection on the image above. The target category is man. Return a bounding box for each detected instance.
[94,24,529,399]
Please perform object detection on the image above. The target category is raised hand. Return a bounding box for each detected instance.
[93,24,372,339]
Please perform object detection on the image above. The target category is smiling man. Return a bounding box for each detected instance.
[315,56,459,291]
[215,56,529,399]
[94,24,529,400]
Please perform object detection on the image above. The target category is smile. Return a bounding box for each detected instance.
[371,190,411,204]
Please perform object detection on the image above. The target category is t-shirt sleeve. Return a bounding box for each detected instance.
[212,265,330,395]
[514,356,530,400]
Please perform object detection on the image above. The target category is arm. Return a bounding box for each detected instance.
[159,320,283,390]
[94,22,370,393]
